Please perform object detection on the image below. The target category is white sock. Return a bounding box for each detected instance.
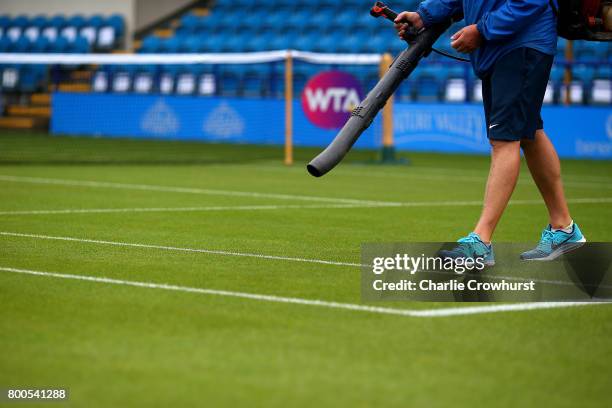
[552,220,573,234]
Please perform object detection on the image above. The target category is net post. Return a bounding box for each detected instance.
[380,53,394,160]
[284,51,294,166]
[379,53,405,164]
[563,41,573,106]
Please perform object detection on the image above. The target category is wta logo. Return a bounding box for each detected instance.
[302,71,364,129]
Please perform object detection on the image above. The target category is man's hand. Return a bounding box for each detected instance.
[451,24,482,54]
[394,11,424,40]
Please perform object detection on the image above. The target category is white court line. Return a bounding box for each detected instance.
[0,231,362,268]
[0,197,611,216]
[0,203,381,216]
[0,266,602,318]
[0,175,398,206]
[2,230,610,291]
[0,175,610,215]
[249,165,612,189]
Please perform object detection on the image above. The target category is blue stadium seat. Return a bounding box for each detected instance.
[568,64,595,104]
[89,15,105,28]
[180,14,200,34]
[0,37,10,52]
[244,34,273,52]
[332,10,356,26]
[556,37,567,58]
[311,35,337,53]
[160,37,181,53]
[0,15,10,31]
[361,35,386,53]
[1,64,21,91]
[242,70,268,96]
[310,11,336,28]
[595,65,611,79]
[69,36,90,53]
[40,15,65,42]
[79,16,104,47]
[412,64,447,102]
[6,15,29,41]
[23,15,47,41]
[30,15,47,28]
[60,15,85,43]
[202,35,224,52]
[221,33,249,52]
[335,35,361,53]
[10,36,31,53]
[51,36,70,53]
[110,65,136,93]
[293,34,317,52]
[67,15,86,30]
[286,11,313,29]
[139,36,161,53]
[219,70,241,96]
[132,65,157,94]
[10,15,29,28]
[268,35,292,51]
[197,14,223,33]
[49,15,66,29]
[106,15,125,38]
[550,65,565,85]
[95,15,122,49]
[572,64,595,83]
[543,67,560,104]
[31,36,50,53]
[19,64,47,92]
[180,36,205,53]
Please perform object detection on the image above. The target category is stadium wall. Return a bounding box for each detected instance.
[50,93,612,160]
[0,0,135,48]
[0,0,193,49]
[134,0,195,32]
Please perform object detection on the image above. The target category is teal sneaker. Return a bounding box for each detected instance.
[520,223,586,261]
[438,232,495,267]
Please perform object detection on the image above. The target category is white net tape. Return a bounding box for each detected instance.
[0,50,383,65]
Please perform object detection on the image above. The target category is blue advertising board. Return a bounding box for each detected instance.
[51,92,380,149]
[393,102,612,159]
[52,92,285,145]
[52,92,610,159]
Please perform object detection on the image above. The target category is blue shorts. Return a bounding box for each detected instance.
[482,47,554,141]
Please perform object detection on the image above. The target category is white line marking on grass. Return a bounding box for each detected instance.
[252,165,612,189]
[0,266,604,318]
[0,203,380,216]
[408,302,606,317]
[0,197,610,217]
[0,175,398,206]
[1,175,610,211]
[2,230,610,291]
[0,231,363,268]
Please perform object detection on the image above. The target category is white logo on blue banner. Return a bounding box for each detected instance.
[394,106,488,152]
[141,99,179,136]
[203,102,245,139]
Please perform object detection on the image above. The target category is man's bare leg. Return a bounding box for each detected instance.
[473,140,522,243]
[520,130,572,229]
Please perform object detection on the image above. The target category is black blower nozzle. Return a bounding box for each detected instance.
[306,2,451,177]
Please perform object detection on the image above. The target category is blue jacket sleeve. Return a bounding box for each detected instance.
[416,0,463,27]
[476,0,551,41]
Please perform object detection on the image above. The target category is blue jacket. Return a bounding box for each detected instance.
[416,0,558,77]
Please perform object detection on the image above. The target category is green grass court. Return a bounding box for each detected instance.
[1,132,611,407]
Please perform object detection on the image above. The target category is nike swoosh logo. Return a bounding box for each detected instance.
[489,124,500,129]
[552,234,576,249]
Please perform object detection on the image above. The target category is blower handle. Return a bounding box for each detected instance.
[370,1,399,21]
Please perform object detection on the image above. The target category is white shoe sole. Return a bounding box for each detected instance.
[522,237,587,261]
